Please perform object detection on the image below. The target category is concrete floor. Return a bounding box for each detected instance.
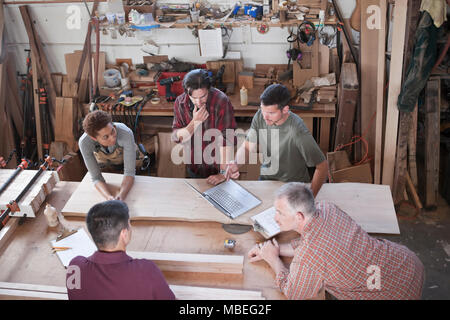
[381,195,450,300]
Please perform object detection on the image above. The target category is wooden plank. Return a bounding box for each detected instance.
[405,171,422,210]
[55,152,87,182]
[51,73,63,97]
[319,118,331,154]
[319,43,330,76]
[332,163,373,184]
[424,78,440,209]
[0,0,4,60]
[0,282,264,300]
[293,40,319,87]
[374,0,388,184]
[54,97,78,152]
[156,132,186,178]
[31,51,43,161]
[334,63,359,158]
[128,251,244,274]
[393,111,411,204]
[62,174,400,234]
[408,103,418,187]
[361,0,386,178]
[327,150,352,173]
[0,61,17,169]
[381,0,408,189]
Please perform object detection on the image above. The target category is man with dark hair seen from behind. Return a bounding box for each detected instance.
[225,84,328,197]
[172,69,237,185]
[66,200,175,300]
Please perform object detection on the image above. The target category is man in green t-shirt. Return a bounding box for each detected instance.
[225,84,328,196]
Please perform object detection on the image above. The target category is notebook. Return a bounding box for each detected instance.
[251,206,281,239]
[50,228,97,268]
[184,179,261,219]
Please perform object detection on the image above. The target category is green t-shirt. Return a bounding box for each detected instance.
[246,110,325,182]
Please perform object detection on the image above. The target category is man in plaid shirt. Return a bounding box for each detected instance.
[248,182,425,300]
[172,69,236,184]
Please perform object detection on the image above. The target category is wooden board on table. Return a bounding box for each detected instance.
[61,173,400,234]
[129,251,244,274]
[0,170,58,218]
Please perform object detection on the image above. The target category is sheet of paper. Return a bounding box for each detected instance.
[198,28,223,57]
[50,228,97,268]
[251,206,280,238]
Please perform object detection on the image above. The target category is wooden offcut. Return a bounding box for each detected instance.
[128,251,244,274]
[54,97,78,152]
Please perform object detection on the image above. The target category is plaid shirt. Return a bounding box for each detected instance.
[172,87,237,178]
[276,201,425,300]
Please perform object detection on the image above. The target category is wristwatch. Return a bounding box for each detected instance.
[219,169,227,175]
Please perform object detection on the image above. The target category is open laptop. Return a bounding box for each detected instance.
[184,179,261,219]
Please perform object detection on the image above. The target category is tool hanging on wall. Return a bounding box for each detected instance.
[0,156,55,230]
[286,26,303,69]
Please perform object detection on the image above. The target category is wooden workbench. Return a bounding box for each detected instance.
[0,181,293,300]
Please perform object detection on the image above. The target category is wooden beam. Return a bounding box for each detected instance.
[393,111,411,204]
[381,0,407,189]
[361,0,387,183]
[405,171,422,210]
[0,282,264,300]
[128,251,244,274]
[334,63,359,159]
[424,78,440,209]
[0,0,5,62]
[374,0,387,184]
[31,51,43,161]
[408,103,418,187]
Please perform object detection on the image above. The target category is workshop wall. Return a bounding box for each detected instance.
[3,0,355,75]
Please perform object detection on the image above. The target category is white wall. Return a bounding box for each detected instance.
[3,0,355,75]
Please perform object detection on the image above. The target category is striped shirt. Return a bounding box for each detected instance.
[276,201,425,300]
[172,87,237,178]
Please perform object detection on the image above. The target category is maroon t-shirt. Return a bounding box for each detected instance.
[67,251,175,300]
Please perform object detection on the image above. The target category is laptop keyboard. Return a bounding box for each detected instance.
[207,189,244,215]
